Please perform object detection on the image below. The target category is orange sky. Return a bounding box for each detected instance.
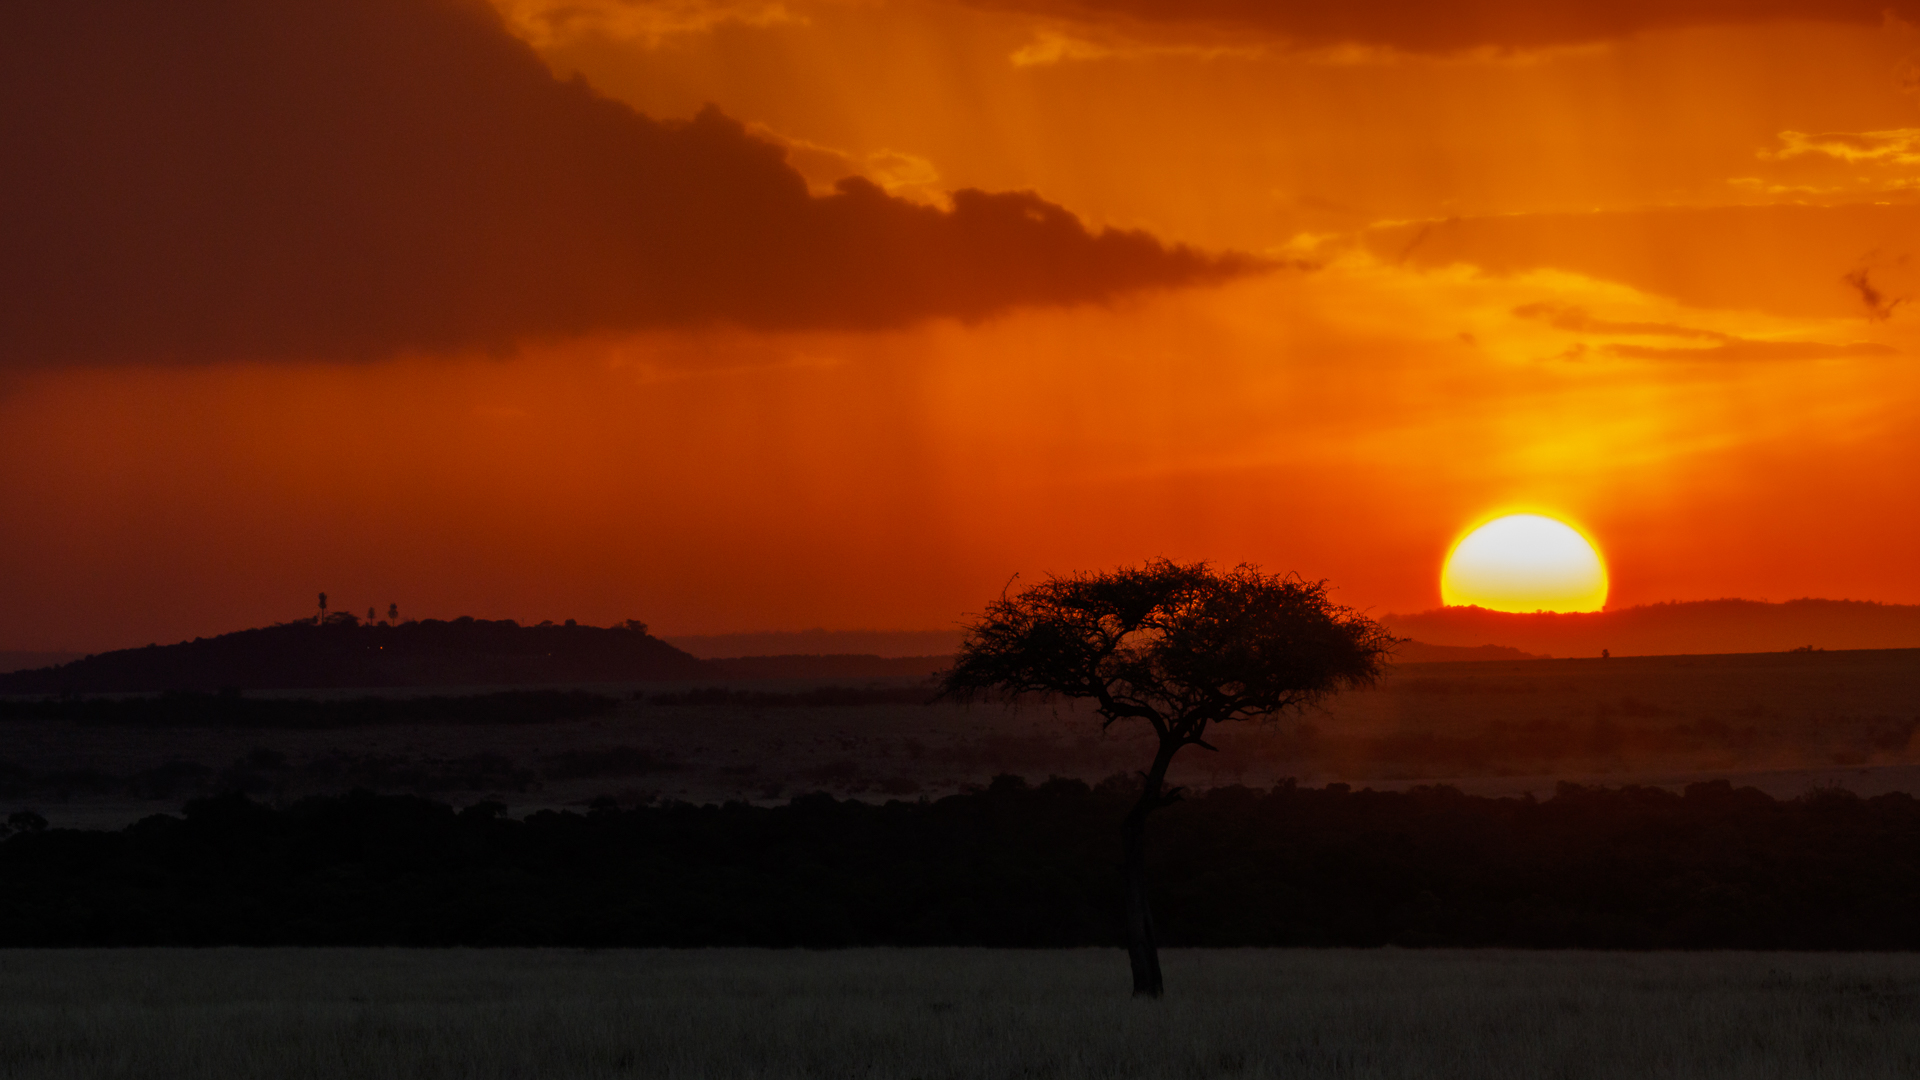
[3,0,1919,650]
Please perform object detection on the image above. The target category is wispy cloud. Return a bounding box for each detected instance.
[1515,303,1898,362]
[1844,267,1907,322]
[493,0,803,47]
[1605,340,1897,361]
[963,0,1914,54]
[1513,303,1730,342]
[1367,205,1920,322]
[1009,27,1261,66]
[1763,128,1920,167]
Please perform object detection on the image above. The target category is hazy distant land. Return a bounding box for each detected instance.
[666,628,965,659]
[9,597,1920,685]
[3,605,1918,837]
[668,598,1920,664]
[6,606,1916,959]
[660,598,1920,666]
[2,645,1916,829]
[1387,597,1920,658]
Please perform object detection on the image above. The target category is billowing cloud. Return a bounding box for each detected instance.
[960,0,1918,53]
[746,126,947,203]
[0,0,1249,367]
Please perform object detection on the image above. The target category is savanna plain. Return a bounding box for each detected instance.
[7,649,1920,1076]
[4,947,1920,1079]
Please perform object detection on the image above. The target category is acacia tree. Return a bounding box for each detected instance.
[939,559,1393,997]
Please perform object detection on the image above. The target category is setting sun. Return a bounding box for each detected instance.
[1441,514,1609,613]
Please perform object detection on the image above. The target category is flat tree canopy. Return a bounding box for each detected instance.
[940,558,1393,996]
[943,560,1391,740]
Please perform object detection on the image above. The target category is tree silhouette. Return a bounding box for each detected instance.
[388,602,399,625]
[317,591,327,625]
[939,559,1392,997]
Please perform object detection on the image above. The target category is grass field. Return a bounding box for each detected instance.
[1,948,1917,1078]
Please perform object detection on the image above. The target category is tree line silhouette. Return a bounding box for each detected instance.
[2,778,1918,948]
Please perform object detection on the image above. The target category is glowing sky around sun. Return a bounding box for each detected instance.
[1441,515,1609,613]
[2,0,1919,651]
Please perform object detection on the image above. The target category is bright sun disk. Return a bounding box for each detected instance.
[1441,514,1608,613]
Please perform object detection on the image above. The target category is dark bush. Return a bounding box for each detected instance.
[2,781,1919,948]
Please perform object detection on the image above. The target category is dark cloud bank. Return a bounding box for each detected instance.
[0,0,1247,367]
[971,0,1919,52]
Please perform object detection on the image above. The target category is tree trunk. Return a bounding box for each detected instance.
[1122,739,1179,998]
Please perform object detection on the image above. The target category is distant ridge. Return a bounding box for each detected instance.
[0,651,83,676]
[707,654,950,680]
[668,629,963,659]
[1391,641,1543,663]
[21,598,1909,693]
[1387,598,1920,659]
[0,617,710,694]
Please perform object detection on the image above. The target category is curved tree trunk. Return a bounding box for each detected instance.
[1122,739,1179,998]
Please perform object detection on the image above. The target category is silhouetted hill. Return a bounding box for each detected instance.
[645,684,936,708]
[0,618,710,693]
[668,629,963,659]
[1390,641,1543,663]
[1386,598,1920,658]
[0,652,83,676]
[706,654,950,680]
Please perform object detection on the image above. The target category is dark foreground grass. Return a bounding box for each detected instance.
[1,948,1917,1079]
